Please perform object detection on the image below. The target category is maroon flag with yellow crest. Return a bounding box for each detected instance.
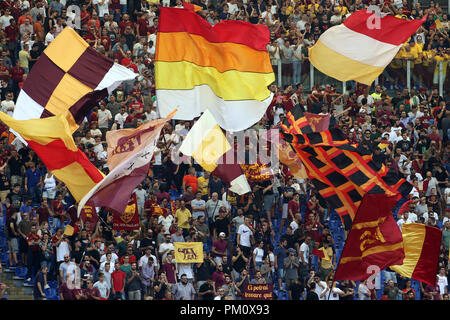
[113,194,140,231]
[334,193,405,281]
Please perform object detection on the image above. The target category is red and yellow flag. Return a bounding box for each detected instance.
[155,7,274,131]
[390,223,442,286]
[334,194,405,281]
[0,112,104,201]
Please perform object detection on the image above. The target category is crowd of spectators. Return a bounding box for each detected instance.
[0,0,448,301]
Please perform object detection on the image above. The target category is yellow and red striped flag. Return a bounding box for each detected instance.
[0,112,104,201]
[155,7,274,131]
[309,10,426,85]
[390,223,442,286]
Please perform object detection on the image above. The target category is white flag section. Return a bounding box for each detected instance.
[77,138,158,217]
[157,85,273,132]
[76,114,174,217]
[179,109,231,172]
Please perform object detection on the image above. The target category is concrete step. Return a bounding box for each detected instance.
[0,269,34,300]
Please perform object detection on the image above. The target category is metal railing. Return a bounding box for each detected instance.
[272,58,448,96]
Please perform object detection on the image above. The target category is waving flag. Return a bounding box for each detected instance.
[309,10,426,85]
[334,194,405,281]
[183,1,202,12]
[77,113,174,217]
[113,193,140,231]
[13,27,136,133]
[390,223,442,286]
[280,105,412,229]
[180,109,251,195]
[0,112,104,201]
[155,7,274,131]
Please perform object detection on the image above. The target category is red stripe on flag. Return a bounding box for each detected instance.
[158,7,270,51]
[27,140,103,183]
[411,226,442,286]
[343,9,426,46]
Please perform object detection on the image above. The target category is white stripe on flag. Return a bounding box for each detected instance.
[157,84,273,132]
[179,109,218,156]
[319,24,401,68]
[95,63,137,94]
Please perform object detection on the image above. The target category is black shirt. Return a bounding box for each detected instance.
[214,217,230,237]
[8,156,23,176]
[199,282,215,300]
[289,281,305,300]
[232,254,246,273]
[7,217,17,239]
[195,259,215,282]
[306,290,319,300]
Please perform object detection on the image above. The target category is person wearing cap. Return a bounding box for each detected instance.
[211,231,228,265]
[213,206,230,240]
[284,248,299,289]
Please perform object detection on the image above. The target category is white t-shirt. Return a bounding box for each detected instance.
[299,242,309,264]
[437,275,448,295]
[56,240,71,262]
[159,242,175,261]
[177,263,194,279]
[423,211,439,223]
[139,254,159,269]
[324,287,344,300]
[445,187,450,205]
[314,280,327,300]
[98,109,112,128]
[237,224,253,248]
[290,220,299,233]
[100,253,119,265]
[158,214,174,234]
[94,280,109,298]
[114,112,128,129]
[253,247,264,263]
[408,212,418,223]
[93,0,109,17]
[1,100,14,117]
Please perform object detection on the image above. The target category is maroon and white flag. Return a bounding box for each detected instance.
[77,112,175,217]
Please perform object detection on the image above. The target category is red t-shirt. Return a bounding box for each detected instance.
[111,270,126,292]
[136,18,149,36]
[212,239,227,257]
[288,200,300,220]
[183,175,198,193]
[37,207,50,225]
[10,66,24,82]
[100,36,111,51]
[52,200,64,216]
[119,21,133,35]
[129,102,143,113]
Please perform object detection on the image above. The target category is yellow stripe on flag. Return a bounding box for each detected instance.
[0,112,77,151]
[309,40,384,85]
[390,223,426,278]
[179,109,231,172]
[155,60,274,101]
[44,27,89,72]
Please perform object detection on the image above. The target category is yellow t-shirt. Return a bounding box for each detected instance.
[197,176,209,196]
[308,3,319,12]
[320,247,334,269]
[175,208,192,229]
[336,6,349,16]
[18,50,29,69]
[422,50,433,67]
[390,48,404,69]
[434,55,448,76]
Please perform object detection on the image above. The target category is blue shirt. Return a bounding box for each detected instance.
[25,168,41,188]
